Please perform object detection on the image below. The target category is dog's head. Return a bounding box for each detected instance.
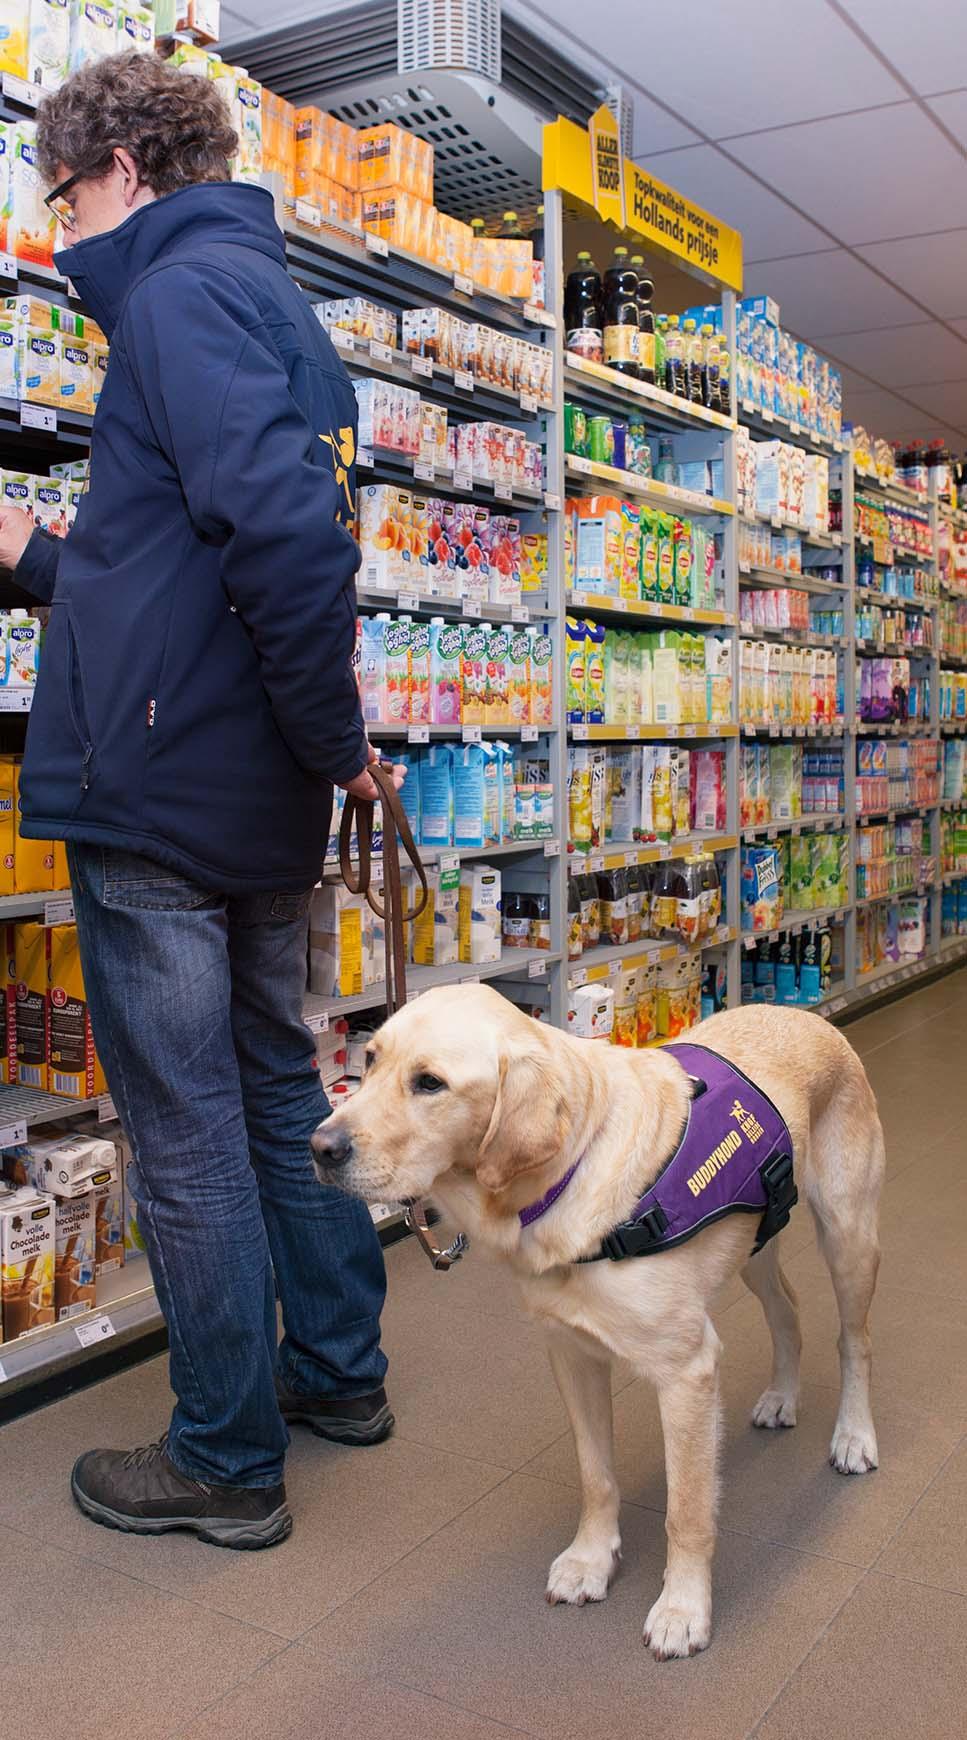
[311,984,572,1214]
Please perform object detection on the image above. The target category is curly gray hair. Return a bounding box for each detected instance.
[36,49,239,193]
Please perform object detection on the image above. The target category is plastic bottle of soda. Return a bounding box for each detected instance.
[602,245,641,379]
[630,253,656,387]
[683,318,704,405]
[564,251,603,363]
[528,204,545,308]
[700,323,721,413]
[717,331,732,417]
[497,210,525,239]
[654,313,668,394]
[664,315,686,398]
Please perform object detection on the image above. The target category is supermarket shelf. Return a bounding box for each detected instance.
[567,589,733,628]
[940,654,967,671]
[856,720,935,736]
[329,328,553,421]
[855,638,936,658]
[856,885,932,910]
[741,722,844,739]
[355,586,547,625]
[740,398,845,456]
[941,797,967,810]
[740,512,842,551]
[568,925,735,987]
[742,905,850,948]
[357,445,545,513]
[940,867,967,886]
[743,814,846,841]
[370,722,554,741]
[565,353,736,433]
[739,564,845,595]
[0,1083,96,1133]
[738,624,846,649]
[568,833,737,874]
[320,838,553,883]
[571,722,738,741]
[565,454,733,518]
[0,1265,164,1402]
[856,587,938,611]
[853,469,923,509]
[940,721,967,735]
[858,803,938,824]
[0,393,93,454]
[0,888,71,919]
[941,932,967,954]
[0,689,32,713]
[304,948,562,1021]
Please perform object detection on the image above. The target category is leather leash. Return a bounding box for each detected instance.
[338,761,468,1271]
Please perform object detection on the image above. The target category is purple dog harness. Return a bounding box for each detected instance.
[519,1042,797,1262]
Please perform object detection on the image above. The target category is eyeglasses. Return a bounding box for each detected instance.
[45,167,86,231]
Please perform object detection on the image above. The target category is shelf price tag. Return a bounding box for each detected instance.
[369,339,393,364]
[520,724,539,743]
[75,1314,116,1349]
[305,1009,329,1035]
[0,252,17,282]
[570,455,592,474]
[21,401,57,432]
[97,1095,117,1123]
[494,481,513,502]
[439,852,460,875]
[510,604,529,623]
[572,724,589,740]
[569,967,588,988]
[0,1119,27,1148]
[330,326,355,352]
[453,272,474,296]
[624,850,639,868]
[295,198,321,229]
[365,233,389,258]
[762,407,774,423]
[44,896,74,926]
[453,369,474,393]
[462,973,481,985]
[0,690,31,712]
[2,72,41,107]
[543,839,560,856]
[528,956,547,977]
[462,598,482,618]
[658,843,673,860]
[407,724,429,744]
[462,724,482,744]
[357,447,374,468]
[397,592,419,612]
[523,302,547,324]
[625,724,640,739]
[413,459,435,483]
[452,468,472,492]
[519,390,538,415]
[543,490,562,511]
[411,354,433,378]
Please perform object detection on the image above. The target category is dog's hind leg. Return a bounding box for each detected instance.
[544,1325,622,1608]
[805,1106,884,1475]
[741,1240,802,1429]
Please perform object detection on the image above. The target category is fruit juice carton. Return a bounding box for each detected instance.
[528,627,552,727]
[652,635,683,726]
[53,1188,96,1319]
[428,619,462,725]
[461,621,489,726]
[484,625,510,726]
[358,614,386,725]
[585,620,606,724]
[418,744,454,848]
[609,747,642,844]
[119,4,153,53]
[29,0,69,89]
[458,863,501,964]
[33,474,66,535]
[486,515,521,605]
[59,333,93,413]
[14,919,46,1087]
[357,484,410,592]
[0,1181,55,1338]
[519,530,547,594]
[407,616,430,724]
[506,629,530,727]
[602,631,628,726]
[48,921,106,1097]
[418,399,448,471]
[379,616,410,726]
[566,616,587,723]
[68,1,116,72]
[575,494,620,596]
[453,503,491,602]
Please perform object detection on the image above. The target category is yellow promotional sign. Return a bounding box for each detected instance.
[588,103,625,231]
[543,114,743,291]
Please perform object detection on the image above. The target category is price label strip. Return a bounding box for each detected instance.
[21,402,57,433]
[75,1314,117,1349]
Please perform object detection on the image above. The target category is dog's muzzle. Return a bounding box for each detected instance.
[311,1121,354,1168]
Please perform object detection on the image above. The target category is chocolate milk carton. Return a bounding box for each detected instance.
[0,1181,55,1341]
[54,1189,95,1320]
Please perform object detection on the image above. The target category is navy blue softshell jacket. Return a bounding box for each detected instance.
[16,181,366,892]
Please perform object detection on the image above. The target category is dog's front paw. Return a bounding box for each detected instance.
[830,1418,878,1474]
[545,1539,620,1607]
[643,1590,711,1660]
[752,1387,798,1430]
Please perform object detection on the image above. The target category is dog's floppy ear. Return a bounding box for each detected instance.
[476,1043,571,1196]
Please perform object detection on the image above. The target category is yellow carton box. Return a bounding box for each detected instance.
[14,919,47,1089]
[47,921,106,1099]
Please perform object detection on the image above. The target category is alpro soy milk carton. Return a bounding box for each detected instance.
[118,3,152,53]
[60,334,93,413]
[0,308,19,397]
[28,0,70,90]
[9,121,56,268]
[68,0,116,71]
[0,1181,55,1341]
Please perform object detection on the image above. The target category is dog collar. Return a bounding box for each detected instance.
[518,1158,583,1228]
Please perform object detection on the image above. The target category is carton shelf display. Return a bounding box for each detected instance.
[303,947,560,1022]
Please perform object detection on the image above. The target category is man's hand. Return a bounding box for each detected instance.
[0,507,35,573]
[339,741,407,804]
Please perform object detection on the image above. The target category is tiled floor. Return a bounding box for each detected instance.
[4,970,967,1740]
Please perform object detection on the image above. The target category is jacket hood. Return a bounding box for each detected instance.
[55,181,286,338]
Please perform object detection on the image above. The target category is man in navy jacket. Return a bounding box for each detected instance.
[0,51,395,1548]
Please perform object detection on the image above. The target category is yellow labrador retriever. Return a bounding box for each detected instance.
[312,986,884,1659]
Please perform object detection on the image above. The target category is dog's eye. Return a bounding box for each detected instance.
[413,1072,447,1095]
[364,1050,376,1073]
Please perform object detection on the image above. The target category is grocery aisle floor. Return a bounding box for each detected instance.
[4,973,967,1740]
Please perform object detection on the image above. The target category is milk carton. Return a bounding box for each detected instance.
[0,121,12,256]
[54,1188,95,1319]
[60,335,93,413]
[68,0,115,71]
[9,122,56,269]
[118,2,151,52]
[20,321,59,405]
[410,861,460,967]
[458,863,501,964]
[4,1131,116,1196]
[0,1181,55,1340]
[32,474,67,534]
[6,609,41,686]
[308,885,381,999]
[93,1167,123,1276]
[0,310,18,397]
[28,0,69,89]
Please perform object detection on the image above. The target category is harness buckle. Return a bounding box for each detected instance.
[601,1203,669,1260]
[752,1152,798,1254]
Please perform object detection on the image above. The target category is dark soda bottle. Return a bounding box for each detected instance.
[683,318,704,405]
[700,322,721,414]
[528,204,545,309]
[630,252,656,387]
[497,210,525,238]
[564,251,603,364]
[602,245,640,379]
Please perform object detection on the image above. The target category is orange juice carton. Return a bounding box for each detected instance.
[527,627,553,726]
[53,1189,95,1319]
[29,0,70,89]
[48,921,107,1097]
[59,332,93,413]
[428,619,462,726]
[33,474,67,535]
[484,625,511,726]
[407,616,430,723]
[507,628,530,726]
[119,4,153,53]
[68,2,116,73]
[520,530,547,594]
[461,622,489,725]
[357,483,412,592]
[93,1166,123,1276]
[14,919,47,1087]
[418,399,448,471]
[20,320,59,405]
[0,1181,55,1340]
[9,121,56,267]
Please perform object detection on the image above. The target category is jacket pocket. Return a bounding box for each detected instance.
[62,603,95,793]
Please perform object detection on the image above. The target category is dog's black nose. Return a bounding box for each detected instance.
[312,1122,354,1167]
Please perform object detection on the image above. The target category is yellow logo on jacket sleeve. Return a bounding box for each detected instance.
[318,425,356,522]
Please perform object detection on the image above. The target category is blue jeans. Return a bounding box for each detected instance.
[68,844,388,1489]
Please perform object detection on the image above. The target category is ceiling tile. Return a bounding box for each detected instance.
[637,144,830,262]
[554,0,904,137]
[924,89,967,149]
[896,379,967,429]
[820,322,967,386]
[629,98,703,159]
[726,105,967,244]
[741,251,921,338]
[856,229,967,320]
[836,0,967,97]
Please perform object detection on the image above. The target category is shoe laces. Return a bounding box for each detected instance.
[121,1434,169,1470]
